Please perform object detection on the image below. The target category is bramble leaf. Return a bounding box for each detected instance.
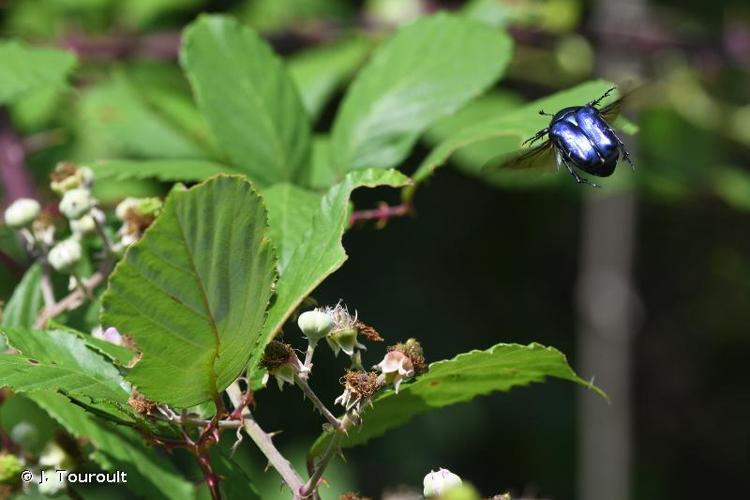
[311,342,604,456]
[102,176,277,407]
[330,13,513,174]
[1,263,44,329]
[182,15,312,185]
[91,158,237,183]
[0,41,76,104]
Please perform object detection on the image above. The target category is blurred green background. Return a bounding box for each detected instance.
[1,0,749,499]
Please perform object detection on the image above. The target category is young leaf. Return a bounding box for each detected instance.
[311,342,604,456]
[247,169,411,382]
[0,328,132,417]
[1,263,44,329]
[330,13,513,174]
[102,176,277,407]
[288,37,371,121]
[0,41,77,104]
[92,158,237,183]
[414,80,617,183]
[182,15,312,186]
[28,391,195,500]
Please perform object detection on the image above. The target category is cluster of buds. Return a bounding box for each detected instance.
[260,341,308,390]
[374,338,426,393]
[114,197,162,248]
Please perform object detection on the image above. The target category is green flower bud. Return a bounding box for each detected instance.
[69,213,96,238]
[298,309,334,345]
[0,453,23,484]
[115,197,162,221]
[3,198,40,229]
[59,188,94,220]
[48,238,82,272]
[423,468,463,498]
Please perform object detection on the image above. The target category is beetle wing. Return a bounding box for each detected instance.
[599,97,624,123]
[484,140,556,172]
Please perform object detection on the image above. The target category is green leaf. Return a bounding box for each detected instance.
[28,391,195,500]
[0,40,77,104]
[248,169,411,381]
[1,263,44,329]
[414,80,617,184]
[102,176,278,407]
[262,184,323,272]
[0,328,132,417]
[76,76,212,160]
[47,321,136,367]
[311,342,604,456]
[181,15,312,186]
[91,159,237,182]
[330,13,513,174]
[288,37,370,121]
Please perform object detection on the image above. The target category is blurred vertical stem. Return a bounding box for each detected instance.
[0,109,36,205]
[576,1,647,499]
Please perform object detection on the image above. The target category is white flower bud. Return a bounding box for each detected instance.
[115,197,140,221]
[3,198,40,229]
[39,441,74,470]
[48,238,82,272]
[59,188,94,220]
[38,469,67,495]
[423,468,463,498]
[70,214,96,237]
[298,309,334,345]
[93,326,123,346]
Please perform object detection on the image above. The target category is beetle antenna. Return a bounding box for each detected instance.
[538,110,554,117]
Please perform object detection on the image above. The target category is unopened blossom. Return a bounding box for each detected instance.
[298,309,334,346]
[48,239,82,272]
[116,197,162,247]
[4,198,40,229]
[59,188,94,220]
[69,208,103,239]
[423,468,463,498]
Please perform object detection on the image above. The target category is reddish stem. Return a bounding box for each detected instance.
[0,109,36,206]
[349,202,412,226]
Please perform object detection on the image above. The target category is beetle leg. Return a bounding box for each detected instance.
[522,128,548,147]
[589,86,617,108]
[561,156,600,188]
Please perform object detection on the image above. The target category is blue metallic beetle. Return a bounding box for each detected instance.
[505,87,633,186]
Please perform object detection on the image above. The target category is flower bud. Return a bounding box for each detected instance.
[59,188,94,220]
[0,453,23,484]
[70,214,95,238]
[423,468,463,498]
[3,198,40,229]
[48,238,82,272]
[298,309,334,345]
[38,469,66,495]
[93,326,123,346]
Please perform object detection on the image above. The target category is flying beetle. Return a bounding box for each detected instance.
[498,87,634,187]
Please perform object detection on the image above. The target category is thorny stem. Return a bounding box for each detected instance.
[226,381,305,498]
[300,431,344,498]
[294,374,343,432]
[302,343,316,374]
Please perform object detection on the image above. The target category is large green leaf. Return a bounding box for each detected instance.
[330,13,513,175]
[248,169,411,379]
[262,184,323,272]
[92,159,237,182]
[0,328,132,416]
[0,41,76,104]
[28,391,195,500]
[288,37,370,121]
[76,76,212,160]
[311,342,604,456]
[414,80,617,184]
[102,176,277,407]
[1,263,44,329]
[181,15,312,186]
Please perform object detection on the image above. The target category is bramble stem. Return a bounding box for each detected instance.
[226,381,305,497]
[93,213,114,255]
[294,374,343,431]
[300,431,342,497]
